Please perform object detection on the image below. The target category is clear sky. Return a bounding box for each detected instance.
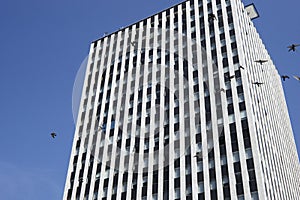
[0,0,299,199]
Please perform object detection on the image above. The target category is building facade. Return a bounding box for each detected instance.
[63,0,300,199]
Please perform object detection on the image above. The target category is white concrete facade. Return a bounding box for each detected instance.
[63,0,300,199]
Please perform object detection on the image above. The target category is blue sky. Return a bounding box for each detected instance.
[0,0,299,199]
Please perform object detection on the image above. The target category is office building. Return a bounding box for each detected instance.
[63,0,300,199]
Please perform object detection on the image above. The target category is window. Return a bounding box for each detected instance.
[246,158,254,169]
[174,178,180,188]
[239,102,246,111]
[232,141,239,153]
[231,42,237,49]
[250,180,258,192]
[175,188,180,199]
[227,104,234,115]
[234,162,241,173]
[175,167,180,178]
[152,194,158,200]
[221,46,227,53]
[186,175,192,186]
[210,180,217,190]
[198,181,204,193]
[248,169,256,180]
[244,137,251,149]
[245,148,253,158]
[237,85,243,94]
[223,58,229,67]
[220,144,226,155]
[233,151,240,162]
[211,190,217,199]
[236,183,244,195]
[221,155,227,165]
[223,184,230,198]
[233,55,239,64]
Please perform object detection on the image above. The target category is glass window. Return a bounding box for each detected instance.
[210,180,217,190]
[198,182,204,193]
[233,151,240,162]
[245,148,253,159]
[174,167,180,178]
[227,103,234,115]
[175,188,180,198]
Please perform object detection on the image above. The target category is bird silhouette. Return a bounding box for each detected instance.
[208,13,217,22]
[287,44,300,52]
[293,75,300,81]
[130,41,137,47]
[51,132,57,138]
[225,74,235,80]
[254,59,268,65]
[239,65,245,70]
[281,75,290,81]
[216,88,226,93]
[97,123,106,132]
[194,152,202,161]
[252,82,264,87]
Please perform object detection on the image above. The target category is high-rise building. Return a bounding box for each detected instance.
[63,0,300,199]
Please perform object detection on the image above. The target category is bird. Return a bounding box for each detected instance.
[252,82,264,87]
[218,88,226,93]
[287,44,300,52]
[254,59,268,65]
[50,132,57,138]
[208,13,217,21]
[97,123,106,132]
[239,65,245,70]
[293,75,300,81]
[225,74,235,80]
[194,152,202,161]
[131,184,136,190]
[130,41,137,47]
[281,75,290,81]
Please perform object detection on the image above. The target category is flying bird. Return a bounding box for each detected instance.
[194,152,203,161]
[281,75,290,81]
[239,65,245,70]
[287,44,300,52]
[130,41,137,47]
[97,123,106,132]
[226,74,235,80]
[208,13,217,21]
[51,132,57,138]
[254,59,268,65]
[293,75,300,81]
[216,88,226,93]
[252,82,264,87]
